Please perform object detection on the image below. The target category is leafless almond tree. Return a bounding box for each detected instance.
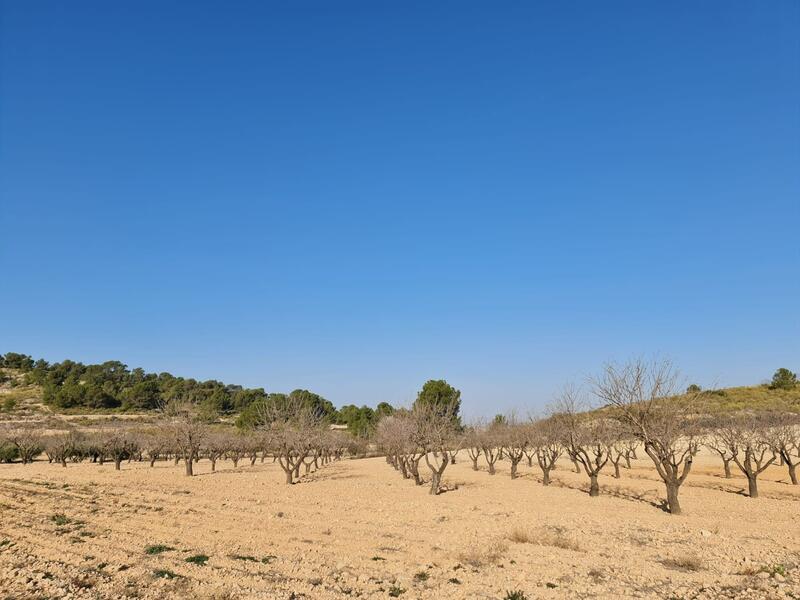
[767,415,800,485]
[412,401,459,494]
[529,417,561,486]
[591,359,700,514]
[715,414,777,498]
[552,387,614,497]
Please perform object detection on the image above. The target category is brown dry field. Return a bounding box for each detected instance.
[0,451,798,600]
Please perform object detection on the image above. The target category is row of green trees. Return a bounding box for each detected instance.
[1,353,464,435]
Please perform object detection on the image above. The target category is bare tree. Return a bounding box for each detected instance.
[716,414,777,498]
[498,418,528,479]
[413,401,459,494]
[99,427,138,471]
[592,359,700,514]
[552,387,614,497]
[7,427,44,464]
[45,430,83,467]
[255,396,321,484]
[463,427,483,471]
[529,417,561,486]
[768,415,800,485]
[479,428,501,475]
[706,432,735,479]
[162,401,206,476]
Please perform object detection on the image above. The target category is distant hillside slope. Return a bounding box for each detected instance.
[692,385,800,413]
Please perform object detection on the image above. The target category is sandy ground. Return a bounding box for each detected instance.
[0,451,798,600]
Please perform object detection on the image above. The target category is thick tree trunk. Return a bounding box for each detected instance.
[542,468,551,486]
[510,461,519,479]
[185,457,194,476]
[572,458,580,473]
[666,482,681,515]
[285,469,293,484]
[471,457,479,471]
[293,462,301,479]
[114,458,122,471]
[211,458,217,472]
[613,462,620,478]
[150,458,156,467]
[430,471,441,495]
[61,458,67,468]
[588,474,599,497]
[747,476,758,498]
[488,462,496,475]
[624,454,631,469]
[788,463,798,485]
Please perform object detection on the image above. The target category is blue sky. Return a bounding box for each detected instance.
[1,2,798,416]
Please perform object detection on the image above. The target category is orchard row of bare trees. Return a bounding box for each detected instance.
[0,408,353,483]
[375,360,799,514]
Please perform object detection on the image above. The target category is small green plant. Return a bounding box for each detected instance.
[504,591,528,600]
[413,571,429,582]
[185,554,209,566]
[153,569,180,579]
[388,586,405,597]
[145,544,174,555]
[51,514,70,526]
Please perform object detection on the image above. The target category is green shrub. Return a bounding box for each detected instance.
[145,544,174,555]
[0,443,19,463]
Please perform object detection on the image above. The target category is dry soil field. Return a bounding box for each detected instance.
[0,452,798,600]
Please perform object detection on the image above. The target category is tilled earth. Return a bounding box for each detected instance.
[0,451,798,599]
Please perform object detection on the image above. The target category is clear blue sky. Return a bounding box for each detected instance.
[1,2,798,417]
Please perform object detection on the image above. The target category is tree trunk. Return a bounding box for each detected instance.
[61,458,67,468]
[723,459,732,479]
[471,457,478,471]
[666,482,681,515]
[588,474,599,497]
[185,457,194,476]
[542,468,551,486]
[613,462,620,479]
[211,458,217,472]
[285,469,293,484]
[488,462,496,475]
[114,458,122,471]
[788,463,798,485]
[430,471,441,495]
[572,458,580,473]
[149,458,156,467]
[747,475,758,498]
[510,461,518,479]
[293,462,301,478]
[624,454,631,469]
